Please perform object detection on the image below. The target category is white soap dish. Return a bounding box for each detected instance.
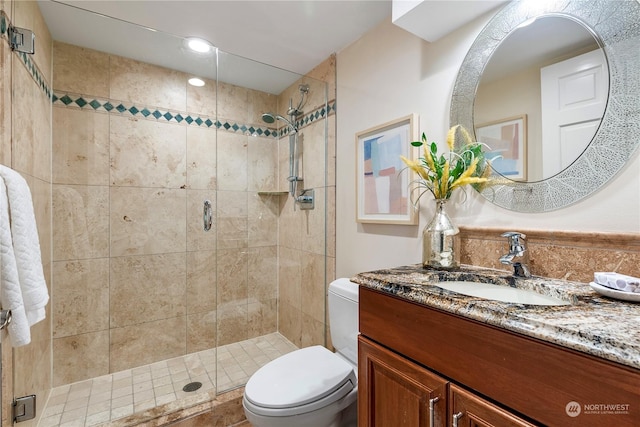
[589,282,640,303]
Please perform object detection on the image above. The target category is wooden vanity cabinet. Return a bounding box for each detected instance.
[358,287,640,427]
[359,336,536,427]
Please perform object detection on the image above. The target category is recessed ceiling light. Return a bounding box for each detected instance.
[188,77,205,87]
[186,37,213,54]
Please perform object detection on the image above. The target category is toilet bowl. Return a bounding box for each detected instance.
[243,278,359,427]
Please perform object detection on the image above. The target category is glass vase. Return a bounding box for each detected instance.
[422,199,460,269]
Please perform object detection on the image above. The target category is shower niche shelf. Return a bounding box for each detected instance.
[257,191,289,196]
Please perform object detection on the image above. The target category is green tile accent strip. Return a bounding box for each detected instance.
[52,90,335,139]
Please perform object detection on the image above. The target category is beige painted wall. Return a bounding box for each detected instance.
[335,17,640,278]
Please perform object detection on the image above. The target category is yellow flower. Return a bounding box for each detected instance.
[400,125,491,202]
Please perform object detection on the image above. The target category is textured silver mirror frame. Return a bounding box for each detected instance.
[450,0,640,212]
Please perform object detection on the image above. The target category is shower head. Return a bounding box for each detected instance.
[261,113,276,124]
[261,112,297,132]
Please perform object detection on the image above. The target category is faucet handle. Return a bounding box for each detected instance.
[501,231,527,252]
[501,231,526,240]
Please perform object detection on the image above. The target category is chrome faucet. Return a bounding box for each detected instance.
[500,231,531,278]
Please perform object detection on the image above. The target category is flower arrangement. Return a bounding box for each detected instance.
[400,125,491,202]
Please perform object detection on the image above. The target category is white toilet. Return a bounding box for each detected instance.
[243,278,359,427]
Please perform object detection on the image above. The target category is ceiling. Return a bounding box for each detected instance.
[39,0,392,93]
[38,1,510,94]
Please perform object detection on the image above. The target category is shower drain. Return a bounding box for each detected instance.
[182,382,203,392]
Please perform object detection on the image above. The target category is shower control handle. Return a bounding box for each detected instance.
[203,200,212,232]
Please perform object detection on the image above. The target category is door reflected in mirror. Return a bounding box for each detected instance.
[473,16,608,182]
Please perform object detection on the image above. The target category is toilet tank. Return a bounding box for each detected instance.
[328,278,359,366]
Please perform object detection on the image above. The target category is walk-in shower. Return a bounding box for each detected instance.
[21,2,330,426]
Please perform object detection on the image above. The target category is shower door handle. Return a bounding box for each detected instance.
[203,200,212,232]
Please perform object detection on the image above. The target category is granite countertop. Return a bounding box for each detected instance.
[352,264,640,370]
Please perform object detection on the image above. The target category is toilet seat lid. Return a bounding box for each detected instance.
[244,345,356,410]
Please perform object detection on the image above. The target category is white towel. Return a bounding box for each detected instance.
[0,165,49,346]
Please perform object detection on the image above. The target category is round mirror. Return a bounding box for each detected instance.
[475,15,607,182]
[451,0,640,212]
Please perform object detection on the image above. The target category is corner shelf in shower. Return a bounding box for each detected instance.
[257,191,289,196]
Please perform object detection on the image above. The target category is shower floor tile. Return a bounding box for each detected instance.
[39,333,297,427]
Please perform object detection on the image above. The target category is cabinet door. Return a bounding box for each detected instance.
[359,336,447,427]
[449,384,537,427]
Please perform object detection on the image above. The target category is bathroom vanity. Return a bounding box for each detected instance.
[354,265,640,427]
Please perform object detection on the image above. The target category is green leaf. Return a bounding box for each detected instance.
[411,141,423,147]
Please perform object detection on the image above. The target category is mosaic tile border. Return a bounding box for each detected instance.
[1,10,52,99]
[53,91,336,138]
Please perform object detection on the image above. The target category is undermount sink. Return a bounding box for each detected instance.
[435,281,570,306]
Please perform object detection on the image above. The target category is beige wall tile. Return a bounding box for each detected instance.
[53,331,109,386]
[217,303,247,346]
[53,42,109,97]
[248,298,277,339]
[0,40,11,167]
[53,184,109,260]
[186,76,217,118]
[110,186,186,256]
[217,132,248,191]
[187,250,217,314]
[248,246,277,302]
[110,116,186,188]
[277,136,289,193]
[306,54,336,102]
[248,193,278,248]
[13,0,52,80]
[326,185,336,258]
[110,55,187,111]
[278,195,302,250]
[247,89,277,127]
[187,126,217,190]
[30,176,52,267]
[301,186,325,255]
[217,190,248,249]
[301,252,326,323]
[248,136,277,192]
[218,82,248,123]
[11,64,38,177]
[301,312,325,348]
[187,311,217,353]
[278,301,301,348]
[53,108,110,185]
[217,248,248,305]
[110,316,186,372]
[13,335,52,418]
[300,120,326,189]
[278,246,301,308]
[52,259,109,337]
[110,253,186,328]
[187,189,217,251]
[326,115,336,187]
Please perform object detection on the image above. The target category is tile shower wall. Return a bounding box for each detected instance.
[51,41,282,386]
[277,56,336,348]
[1,1,53,425]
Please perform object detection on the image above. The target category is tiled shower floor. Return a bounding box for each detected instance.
[38,333,297,427]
